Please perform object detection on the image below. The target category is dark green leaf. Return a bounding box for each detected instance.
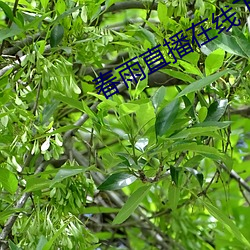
[50,24,64,47]
[170,166,180,186]
[98,172,137,191]
[155,99,179,137]
[185,167,204,187]
[0,2,14,21]
[205,99,228,122]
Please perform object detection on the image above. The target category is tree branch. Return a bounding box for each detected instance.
[219,163,250,193]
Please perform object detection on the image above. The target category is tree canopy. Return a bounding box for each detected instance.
[0,0,250,249]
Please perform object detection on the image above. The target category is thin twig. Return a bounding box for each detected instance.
[141,0,156,28]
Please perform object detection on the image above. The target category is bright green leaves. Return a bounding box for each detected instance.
[205,49,225,76]
[155,99,179,137]
[177,70,230,98]
[157,2,168,24]
[98,172,137,191]
[0,168,18,194]
[50,24,64,47]
[112,185,151,224]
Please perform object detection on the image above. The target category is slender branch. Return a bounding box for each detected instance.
[219,163,250,193]
[142,0,156,28]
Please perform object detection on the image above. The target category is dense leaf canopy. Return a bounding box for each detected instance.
[0,0,250,249]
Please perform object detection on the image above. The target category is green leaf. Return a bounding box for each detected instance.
[80,206,120,214]
[0,168,18,194]
[203,201,250,248]
[168,182,180,210]
[151,86,166,111]
[50,24,64,47]
[185,167,204,187]
[98,172,137,191]
[53,92,84,112]
[205,99,228,122]
[193,121,231,129]
[112,185,151,224]
[36,236,48,250]
[176,70,230,98]
[160,69,195,83]
[155,98,179,137]
[179,61,203,77]
[119,103,140,115]
[0,209,24,223]
[0,26,23,42]
[24,177,51,192]
[51,166,86,186]
[9,241,21,250]
[157,2,168,24]
[198,106,208,122]
[0,1,14,21]
[170,166,180,186]
[41,101,60,125]
[205,49,225,76]
[40,0,49,9]
[208,30,247,58]
[170,126,220,139]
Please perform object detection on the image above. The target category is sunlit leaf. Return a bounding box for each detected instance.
[0,168,18,194]
[98,172,137,191]
[151,86,166,111]
[168,182,180,210]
